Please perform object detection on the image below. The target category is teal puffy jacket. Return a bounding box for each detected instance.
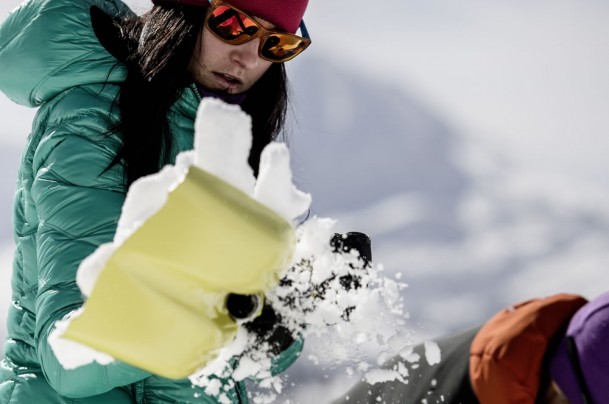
[0,0,302,402]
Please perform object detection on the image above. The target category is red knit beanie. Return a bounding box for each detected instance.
[151,0,309,33]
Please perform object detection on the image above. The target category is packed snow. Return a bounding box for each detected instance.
[423,340,441,366]
[47,99,413,402]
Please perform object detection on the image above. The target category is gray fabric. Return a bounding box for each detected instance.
[334,327,480,404]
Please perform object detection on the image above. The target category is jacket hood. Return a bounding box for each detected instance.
[550,291,609,404]
[469,294,587,404]
[0,0,134,107]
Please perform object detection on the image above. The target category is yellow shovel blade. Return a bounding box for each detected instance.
[63,167,295,378]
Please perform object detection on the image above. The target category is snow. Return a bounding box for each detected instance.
[191,214,412,400]
[424,340,441,366]
[254,143,312,221]
[45,99,409,402]
[3,0,609,402]
[48,308,114,369]
[193,101,255,195]
[51,98,313,370]
[364,368,405,385]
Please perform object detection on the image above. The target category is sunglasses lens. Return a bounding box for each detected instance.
[207,3,310,62]
[208,5,259,43]
[261,34,308,62]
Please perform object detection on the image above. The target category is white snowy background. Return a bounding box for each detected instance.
[1,0,608,402]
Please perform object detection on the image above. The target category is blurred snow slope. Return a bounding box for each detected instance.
[2,0,609,402]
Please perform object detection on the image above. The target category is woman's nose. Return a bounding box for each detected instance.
[231,38,261,69]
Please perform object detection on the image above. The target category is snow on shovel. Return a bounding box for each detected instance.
[50,99,311,379]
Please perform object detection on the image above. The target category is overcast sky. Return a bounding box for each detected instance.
[308,0,609,188]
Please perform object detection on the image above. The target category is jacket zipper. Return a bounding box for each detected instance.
[191,83,202,102]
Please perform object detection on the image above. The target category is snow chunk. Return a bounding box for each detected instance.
[193,99,255,195]
[424,340,441,365]
[254,142,312,222]
[51,97,411,401]
[48,309,114,369]
[55,98,312,371]
[364,368,404,384]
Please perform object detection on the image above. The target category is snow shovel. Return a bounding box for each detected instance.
[62,166,295,379]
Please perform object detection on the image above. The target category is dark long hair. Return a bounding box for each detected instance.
[91,4,288,188]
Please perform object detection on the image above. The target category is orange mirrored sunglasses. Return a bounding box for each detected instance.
[205,0,311,63]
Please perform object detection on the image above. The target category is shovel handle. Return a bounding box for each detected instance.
[226,293,264,321]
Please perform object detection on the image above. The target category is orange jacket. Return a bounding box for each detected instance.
[470,294,587,404]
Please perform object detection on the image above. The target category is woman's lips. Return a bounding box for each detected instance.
[213,72,243,90]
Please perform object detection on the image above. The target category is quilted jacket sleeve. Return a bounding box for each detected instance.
[245,304,304,376]
[30,118,150,398]
[270,337,303,376]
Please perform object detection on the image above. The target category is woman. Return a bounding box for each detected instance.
[0,0,310,402]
